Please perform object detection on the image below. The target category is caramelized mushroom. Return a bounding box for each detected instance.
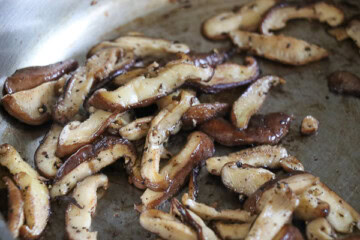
[306,218,336,240]
[328,71,360,97]
[279,156,304,172]
[295,189,330,221]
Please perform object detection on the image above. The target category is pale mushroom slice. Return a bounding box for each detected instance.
[119,116,154,141]
[3,176,24,238]
[3,59,78,94]
[229,30,329,65]
[279,156,304,173]
[87,60,213,112]
[65,174,108,240]
[202,0,281,40]
[187,57,259,94]
[273,224,304,240]
[56,109,119,158]
[51,136,136,198]
[35,123,63,178]
[140,209,197,240]
[221,163,275,196]
[206,145,288,176]
[245,183,299,240]
[0,144,50,239]
[260,2,345,35]
[306,218,337,240]
[301,115,319,135]
[231,75,285,129]
[295,189,330,221]
[347,18,360,49]
[213,222,251,240]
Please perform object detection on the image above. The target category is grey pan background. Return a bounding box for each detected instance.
[0,0,359,239]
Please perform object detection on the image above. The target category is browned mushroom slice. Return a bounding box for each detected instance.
[200,113,292,147]
[202,0,281,40]
[119,116,153,141]
[213,222,251,240]
[56,109,119,158]
[206,145,288,176]
[50,136,136,198]
[301,115,319,135]
[182,102,230,129]
[66,174,108,240]
[112,62,160,86]
[3,59,78,94]
[35,124,63,178]
[87,60,213,112]
[327,71,360,97]
[188,167,200,201]
[347,18,360,49]
[140,209,197,240]
[260,2,345,35]
[156,90,182,110]
[106,111,134,135]
[0,144,50,239]
[295,188,330,221]
[187,48,235,68]
[273,224,304,240]
[229,30,329,65]
[127,156,146,190]
[279,156,304,173]
[221,163,275,196]
[181,193,255,223]
[3,176,24,238]
[306,218,336,240]
[246,183,299,240]
[328,27,349,41]
[1,80,60,125]
[187,57,259,94]
[231,75,285,129]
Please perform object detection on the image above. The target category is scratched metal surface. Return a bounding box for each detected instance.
[0,0,359,239]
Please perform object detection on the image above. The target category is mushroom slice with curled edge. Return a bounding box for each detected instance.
[200,113,292,147]
[87,60,213,112]
[119,116,153,141]
[3,176,24,238]
[141,91,198,191]
[127,156,146,190]
[0,144,50,239]
[66,174,108,240]
[273,224,304,240]
[202,0,281,40]
[231,75,285,129]
[53,48,135,124]
[51,136,136,198]
[140,209,197,240]
[327,71,360,98]
[3,59,78,94]
[245,183,299,240]
[187,57,260,94]
[306,218,337,240]
[295,189,330,221]
[347,17,360,49]
[56,109,119,158]
[1,79,61,125]
[229,30,329,65]
[182,102,230,129]
[139,131,214,209]
[221,163,275,196]
[260,2,345,35]
[206,145,288,176]
[35,123,63,178]
[181,193,255,223]
[213,222,251,240]
[279,156,304,173]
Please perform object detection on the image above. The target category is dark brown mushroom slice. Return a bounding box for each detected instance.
[273,224,304,240]
[327,71,360,97]
[188,166,200,201]
[200,113,292,147]
[3,59,78,94]
[187,48,235,68]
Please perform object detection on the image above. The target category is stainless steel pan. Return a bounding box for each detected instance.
[0,0,359,239]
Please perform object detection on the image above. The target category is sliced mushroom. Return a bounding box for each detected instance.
[66,174,108,240]
[182,102,230,129]
[200,113,292,147]
[140,209,197,240]
[187,57,259,94]
[347,17,360,49]
[188,166,200,201]
[3,176,24,238]
[279,156,304,172]
[35,123,63,178]
[328,27,349,42]
[295,189,330,221]
[3,59,78,94]
[119,116,153,141]
[273,224,304,240]
[306,218,336,240]
[87,60,213,112]
[106,110,134,135]
[0,144,50,239]
[231,75,285,129]
[127,156,146,190]
[301,115,319,135]
[245,183,299,240]
[51,136,136,198]
[56,109,119,158]
[187,48,235,68]
[1,80,60,125]
[260,2,345,35]
[181,193,255,223]
[221,163,275,196]
[202,0,281,40]
[206,145,288,176]
[229,30,329,65]
[327,71,360,97]
[213,222,251,240]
